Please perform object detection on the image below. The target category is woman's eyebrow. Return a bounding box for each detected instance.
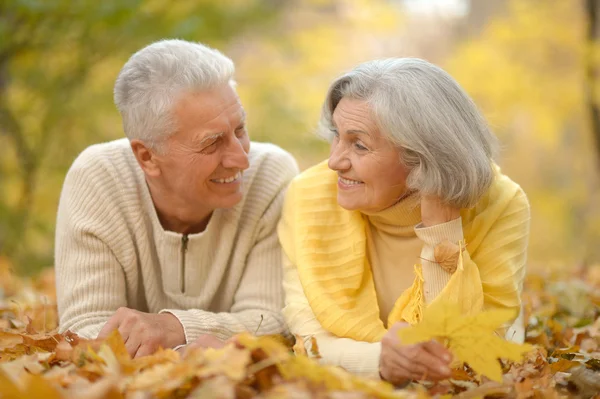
[346,129,371,137]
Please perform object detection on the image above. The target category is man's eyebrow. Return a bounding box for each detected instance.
[238,110,247,124]
[198,132,225,146]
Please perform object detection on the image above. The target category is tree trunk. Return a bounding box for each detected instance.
[585,0,600,165]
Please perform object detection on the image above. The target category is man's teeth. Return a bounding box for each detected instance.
[213,172,241,183]
[340,177,362,185]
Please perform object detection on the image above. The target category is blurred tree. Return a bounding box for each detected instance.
[585,0,600,162]
[233,0,404,169]
[446,0,600,264]
[0,0,284,273]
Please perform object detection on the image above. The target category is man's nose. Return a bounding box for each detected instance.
[222,137,249,170]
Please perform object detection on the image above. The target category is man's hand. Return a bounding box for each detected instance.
[97,307,186,358]
[379,322,453,386]
[420,195,461,227]
[176,334,229,356]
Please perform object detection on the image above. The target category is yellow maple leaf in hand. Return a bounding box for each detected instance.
[397,301,533,382]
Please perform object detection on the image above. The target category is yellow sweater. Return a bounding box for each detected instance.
[363,191,458,325]
[278,161,530,376]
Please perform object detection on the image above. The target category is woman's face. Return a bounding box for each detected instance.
[328,97,411,212]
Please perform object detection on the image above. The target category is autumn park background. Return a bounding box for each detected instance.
[3,0,600,397]
[1,0,599,276]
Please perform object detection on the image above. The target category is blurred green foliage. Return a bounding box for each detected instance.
[1,0,599,274]
[0,0,284,273]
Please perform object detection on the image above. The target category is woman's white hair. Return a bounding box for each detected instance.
[318,58,499,208]
[114,39,235,151]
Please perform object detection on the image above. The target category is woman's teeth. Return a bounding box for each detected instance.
[213,172,241,183]
[340,177,362,185]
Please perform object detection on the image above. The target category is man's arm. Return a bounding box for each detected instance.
[55,162,128,339]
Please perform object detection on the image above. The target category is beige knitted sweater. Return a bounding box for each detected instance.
[55,138,299,343]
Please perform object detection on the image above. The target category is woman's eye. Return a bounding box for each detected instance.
[354,142,367,151]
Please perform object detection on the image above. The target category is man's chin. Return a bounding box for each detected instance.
[213,192,244,209]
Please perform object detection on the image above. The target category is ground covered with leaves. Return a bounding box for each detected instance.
[1,258,600,399]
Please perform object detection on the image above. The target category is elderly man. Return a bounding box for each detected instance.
[55,39,299,357]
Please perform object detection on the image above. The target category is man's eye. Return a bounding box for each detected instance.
[201,142,218,153]
[354,142,367,151]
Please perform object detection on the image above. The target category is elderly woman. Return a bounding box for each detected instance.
[278,58,529,385]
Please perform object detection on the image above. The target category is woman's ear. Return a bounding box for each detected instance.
[130,139,162,177]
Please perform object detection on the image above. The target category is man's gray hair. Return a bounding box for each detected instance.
[114,39,235,151]
[318,58,499,208]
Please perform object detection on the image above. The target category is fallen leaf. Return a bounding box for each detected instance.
[310,337,322,359]
[0,332,22,350]
[549,358,580,373]
[398,301,534,382]
[433,240,464,274]
[292,335,307,357]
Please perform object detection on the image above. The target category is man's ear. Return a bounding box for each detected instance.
[130,139,161,177]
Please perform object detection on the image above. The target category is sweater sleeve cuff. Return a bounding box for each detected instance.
[414,217,464,246]
[159,308,227,344]
[415,217,463,304]
[159,309,193,344]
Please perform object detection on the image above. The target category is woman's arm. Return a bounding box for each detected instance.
[282,252,382,378]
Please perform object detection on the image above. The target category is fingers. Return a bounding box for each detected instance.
[422,340,452,363]
[124,329,142,358]
[412,345,451,380]
[189,335,226,350]
[381,341,452,383]
[98,307,131,340]
[135,341,158,358]
[98,315,121,339]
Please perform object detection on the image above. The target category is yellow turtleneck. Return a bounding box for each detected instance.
[364,192,422,325]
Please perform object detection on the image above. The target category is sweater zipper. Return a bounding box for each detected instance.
[180,234,189,294]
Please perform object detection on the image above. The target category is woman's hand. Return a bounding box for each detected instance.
[420,195,461,227]
[379,322,453,386]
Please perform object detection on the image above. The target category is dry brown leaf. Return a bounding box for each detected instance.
[433,240,466,274]
[21,332,62,352]
[54,337,73,362]
[549,358,581,373]
[0,332,22,350]
[309,337,322,359]
[292,334,307,357]
[453,381,511,399]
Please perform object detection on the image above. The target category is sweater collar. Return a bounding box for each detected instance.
[361,191,422,233]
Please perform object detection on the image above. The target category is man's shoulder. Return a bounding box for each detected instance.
[68,138,138,183]
[248,141,297,171]
[62,138,142,208]
[245,142,299,189]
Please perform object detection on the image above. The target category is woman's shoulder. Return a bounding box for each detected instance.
[283,160,342,215]
[463,165,529,226]
[293,160,336,183]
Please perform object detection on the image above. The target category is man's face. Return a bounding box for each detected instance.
[155,85,250,216]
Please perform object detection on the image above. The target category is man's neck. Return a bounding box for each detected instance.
[147,181,213,235]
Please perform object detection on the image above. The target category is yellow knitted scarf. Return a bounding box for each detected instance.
[279,161,523,343]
